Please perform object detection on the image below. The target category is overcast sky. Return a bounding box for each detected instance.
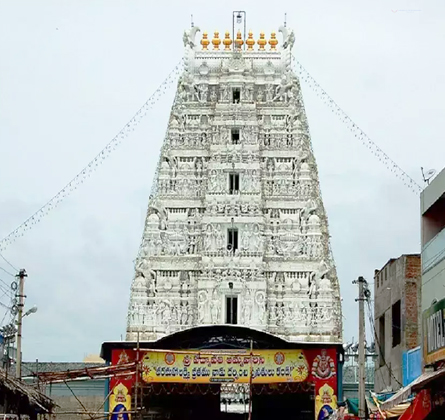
[0,0,444,362]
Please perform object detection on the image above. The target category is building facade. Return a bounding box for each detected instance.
[421,168,445,367]
[417,167,445,417]
[379,174,445,418]
[373,254,421,393]
[126,25,342,346]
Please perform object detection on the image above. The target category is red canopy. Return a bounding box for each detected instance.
[399,390,431,420]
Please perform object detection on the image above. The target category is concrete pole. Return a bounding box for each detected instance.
[16,269,27,379]
[353,276,367,420]
[358,276,366,419]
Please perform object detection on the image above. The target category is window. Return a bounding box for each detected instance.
[226,296,238,324]
[379,315,385,367]
[229,173,240,194]
[392,300,401,347]
[232,88,241,104]
[227,228,238,251]
[231,129,240,144]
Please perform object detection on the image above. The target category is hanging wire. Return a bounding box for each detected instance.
[0,281,12,297]
[0,266,15,278]
[0,59,184,253]
[292,57,422,195]
[0,253,18,272]
[0,310,9,328]
[365,298,403,387]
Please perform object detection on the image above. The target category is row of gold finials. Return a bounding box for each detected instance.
[200,30,279,51]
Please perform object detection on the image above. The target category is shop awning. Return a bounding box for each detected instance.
[397,389,431,420]
[380,368,445,411]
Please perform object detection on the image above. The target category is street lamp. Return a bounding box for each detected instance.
[23,306,37,318]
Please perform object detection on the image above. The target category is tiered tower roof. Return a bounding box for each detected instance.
[126,25,342,344]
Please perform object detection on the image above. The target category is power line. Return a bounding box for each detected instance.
[0,283,12,298]
[292,57,422,195]
[0,301,11,310]
[0,310,9,327]
[0,274,14,293]
[366,299,403,388]
[0,266,14,278]
[0,253,18,272]
[0,60,184,253]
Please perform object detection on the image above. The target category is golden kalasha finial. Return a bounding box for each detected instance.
[269,31,278,51]
[212,31,221,50]
[246,30,255,51]
[235,30,244,49]
[223,31,232,51]
[201,32,210,50]
[257,32,267,51]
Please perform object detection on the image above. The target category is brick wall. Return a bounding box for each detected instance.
[374,254,421,393]
[404,282,419,350]
[405,255,421,279]
[404,255,421,350]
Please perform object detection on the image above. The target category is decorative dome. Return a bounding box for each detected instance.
[148,213,159,222]
[257,32,266,50]
[223,31,232,50]
[301,162,310,172]
[212,31,221,50]
[235,31,244,49]
[200,32,210,50]
[269,32,278,50]
[308,214,321,225]
[246,30,255,51]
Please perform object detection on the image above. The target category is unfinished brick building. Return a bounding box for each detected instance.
[373,254,421,393]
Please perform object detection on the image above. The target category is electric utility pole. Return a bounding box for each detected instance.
[16,269,27,379]
[353,276,367,420]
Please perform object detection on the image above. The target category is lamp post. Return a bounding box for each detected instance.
[15,269,30,380]
[14,304,37,380]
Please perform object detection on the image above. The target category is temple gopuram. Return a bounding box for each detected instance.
[102,15,343,420]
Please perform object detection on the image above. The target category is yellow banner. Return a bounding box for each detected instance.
[141,350,309,384]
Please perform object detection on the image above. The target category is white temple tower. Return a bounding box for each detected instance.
[126,26,342,344]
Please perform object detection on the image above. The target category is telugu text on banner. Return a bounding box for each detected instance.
[141,349,309,384]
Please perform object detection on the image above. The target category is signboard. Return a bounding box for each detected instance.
[402,347,422,386]
[109,349,135,420]
[423,298,445,365]
[110,346,339,420]
[141,349,310,384]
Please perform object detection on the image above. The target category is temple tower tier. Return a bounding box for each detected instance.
[126,27,342,344]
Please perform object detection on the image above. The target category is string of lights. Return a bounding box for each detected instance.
[0,60,184,253]
[292,57,422,195]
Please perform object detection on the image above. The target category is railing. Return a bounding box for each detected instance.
[422,227,445,273]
